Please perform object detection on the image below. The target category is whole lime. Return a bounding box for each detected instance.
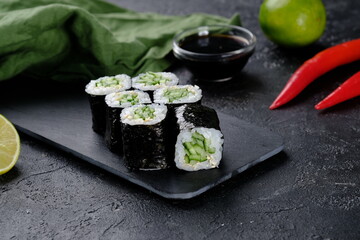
[259,0,326,47]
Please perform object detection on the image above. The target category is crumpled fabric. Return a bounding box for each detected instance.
[0,0,240,81]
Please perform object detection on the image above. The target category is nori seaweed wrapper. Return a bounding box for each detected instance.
[105,106,123,152]
[121,118,171,170]
[88,94,106,134]
[176,104,220,131]
[166,100,201,113]
[165,101,202,140]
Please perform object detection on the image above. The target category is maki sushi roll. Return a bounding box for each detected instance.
[153,85,202,125]
[121,104,171,170]
[153,85,202,105]
[174,104,224,171]
[175,128,223,171]
[132,72,179,99]
[105,91,151,152]
[154,85,202,155]
[85,74,131,134]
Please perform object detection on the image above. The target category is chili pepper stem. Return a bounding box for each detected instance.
[315,71,360,110]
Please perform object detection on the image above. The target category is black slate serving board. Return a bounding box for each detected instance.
[0,80,283,199]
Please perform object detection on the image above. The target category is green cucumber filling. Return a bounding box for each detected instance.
[137,72,171,86]
[163,88,191,102]
[182,131,216,164]
[133,106,156,120]
[118,93,139,106]
[96,77,121,87]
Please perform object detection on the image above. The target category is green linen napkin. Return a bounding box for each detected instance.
[0,0,240,82]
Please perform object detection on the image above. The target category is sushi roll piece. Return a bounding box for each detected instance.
[121,104,170,170]
[154,85,203,155]
[153,85,202,124]
[174,104,224,171]
[175,127,224,171]
[105,91,151,152]
[132,72,179,99]
[85,74,131,134]
[153,85,202,106]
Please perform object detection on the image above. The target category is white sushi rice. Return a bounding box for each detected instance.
[175,105,195,130]
[174,127,224,171]
[121,104,167,126]
[153,85,202,104]
[132,72,179,91]
[105,90,151,108]
[85,74,131,95]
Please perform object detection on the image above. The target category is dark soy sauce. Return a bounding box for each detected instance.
[178,34,253,81]
[181,34,248,54]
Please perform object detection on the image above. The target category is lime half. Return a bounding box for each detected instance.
[0,114,20,175]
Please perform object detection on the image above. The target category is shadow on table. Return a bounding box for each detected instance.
[0,166,21,185]
[194,71,263,96]
[160,151,288,207]
[168,63,264,99]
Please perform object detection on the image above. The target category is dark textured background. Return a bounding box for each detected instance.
[1,0,360,239]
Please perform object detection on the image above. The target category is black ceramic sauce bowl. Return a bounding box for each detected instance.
[173,25,256,82]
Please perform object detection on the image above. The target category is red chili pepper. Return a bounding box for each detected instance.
[269,38,360,110]
[315,71,360,110]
